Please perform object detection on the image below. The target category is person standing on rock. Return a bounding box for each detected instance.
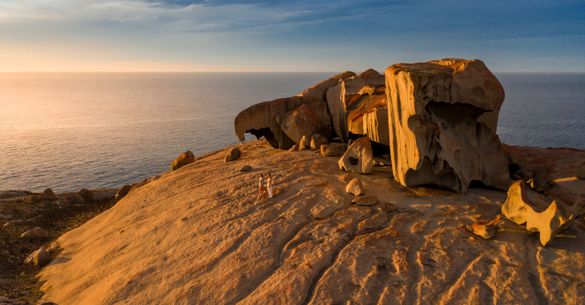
[257,174,266,200]
[266,174,274,199]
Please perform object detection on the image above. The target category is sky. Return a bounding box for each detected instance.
[0,0,584,72]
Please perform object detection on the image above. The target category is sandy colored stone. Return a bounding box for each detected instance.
[502,180,574,246]
[385,58,511,193]
[170,151,195,171]
[35,141,585,305]
[298,135,310,150]
[298,71,356,100]
[345,178,363,196]
[224,147,241,162]
[309,134,328,151]
[234,96,330,149]
[320,143,346,157]
[338,137,374,174]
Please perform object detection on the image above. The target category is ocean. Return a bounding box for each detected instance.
[1,72,584,192]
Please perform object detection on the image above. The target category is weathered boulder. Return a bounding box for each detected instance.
[170,151,195,171]
[21,227,48,240]
[309,134,328,151]
[224,147,241,162]
[279,104,332,144]
[502,181,574,246]
[338,137,374,174]
[298,71,356,100]
[115,184,132,202]
[345,178,364,196]
[234,96,331,150]
[347,99,389,146]
[320,143,346,157]
[326,69,386,143]
[386,58,511,193]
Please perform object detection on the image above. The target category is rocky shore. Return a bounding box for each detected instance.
[2,58,585,304]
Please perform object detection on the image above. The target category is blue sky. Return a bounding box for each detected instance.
[0,0,583,72]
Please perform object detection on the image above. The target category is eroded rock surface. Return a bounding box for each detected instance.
[170,151,195,171]
[37,141,585,305]
[338,137,374,174]
[385,58,511,193]
[235,96,331,149]
[298,71,356,100]
[502,180,574,246]
[326,69,387,144]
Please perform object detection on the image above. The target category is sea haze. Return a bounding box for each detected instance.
[0,72,584,192]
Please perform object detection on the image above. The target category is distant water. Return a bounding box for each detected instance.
[0,72,584,192]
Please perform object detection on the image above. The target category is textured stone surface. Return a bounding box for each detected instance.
[326,70,386,143]
[345,178,364,196]
[170,151,195,171]
[385,58,511,193]
[338,137,374,174]
[234,96,330,149]
[224,147,241,162]
[279,104,332,144]
[320,143,346,157]
[309,134,328,151]
[298,71,356,100]
[502,181,574,246]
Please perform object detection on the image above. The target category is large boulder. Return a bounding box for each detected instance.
[502,181,574,246]
[338,137,374,174]
[234,96,331,150]
[170,151,195,171]
[279,104,331,144]
[298,71,356,100]
[385,58,511,193]
[326,69,386,143]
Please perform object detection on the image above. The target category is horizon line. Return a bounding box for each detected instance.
[1,70,585,74]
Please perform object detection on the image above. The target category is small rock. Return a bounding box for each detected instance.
[24,245,51,267]
[320,143,346,157]
[115,185,132,202]
[338,137,374,174]
[3,219,25,228]
[345,178,364,196]
[78,188,94,202]
[171,150,195,171]
[298,135,310,150]
[225,147,241,162]
[288,144,298,152]
[310,134,328,151]
[21,227,49,240]
[239,165,253,172]
[352,196,378,206]
[466,215,502,240]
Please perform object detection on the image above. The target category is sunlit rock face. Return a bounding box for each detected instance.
[326,69,387,144]
[385,58,511,193]
[234,96,331,149]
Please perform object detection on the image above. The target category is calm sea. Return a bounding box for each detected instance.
[0,72,584,192]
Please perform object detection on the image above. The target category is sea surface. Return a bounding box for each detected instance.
[1,72,584,192]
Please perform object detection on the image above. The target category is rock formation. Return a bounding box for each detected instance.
[170,151,195,171]
[279,105,332,144]
[502,180,574,246]
[224,147,241,162]
[309,134,328,151]
[338,137,374,174]
[345,178,364,196]
[385,58,511,193]
[325,69,387,144]
[298,71,356,100]
[234,96,331,149]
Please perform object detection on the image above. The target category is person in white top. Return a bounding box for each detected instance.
[266,174,274,198]
[257,174,266,200]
